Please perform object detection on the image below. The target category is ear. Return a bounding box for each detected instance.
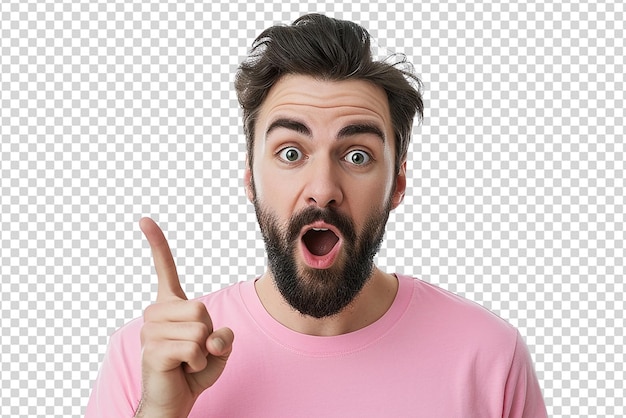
[244,157,255,203]
[391,161,407,209]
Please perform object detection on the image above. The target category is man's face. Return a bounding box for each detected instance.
[245,74,406,318]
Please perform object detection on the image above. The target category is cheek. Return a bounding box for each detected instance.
[252,165,298,214]
[253,167,275,199]
[366,172,396,203]
[344,178,389,223]
[250,159,269,198]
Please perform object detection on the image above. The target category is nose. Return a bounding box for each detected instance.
[304,158,344,208]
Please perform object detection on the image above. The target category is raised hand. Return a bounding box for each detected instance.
[135,218,234,418]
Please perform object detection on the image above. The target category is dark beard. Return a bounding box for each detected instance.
[254,198,391,318]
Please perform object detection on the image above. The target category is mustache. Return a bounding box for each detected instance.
[287,206,357,243]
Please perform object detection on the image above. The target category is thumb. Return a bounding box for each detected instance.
[139,217,187,302]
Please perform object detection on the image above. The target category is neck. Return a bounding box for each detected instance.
[254,267,398,336]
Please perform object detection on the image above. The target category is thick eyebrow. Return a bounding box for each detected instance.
[337,123,386,143]
[265,118,386,143]
[265,118,311,138]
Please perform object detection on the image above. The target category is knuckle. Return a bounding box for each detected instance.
[141,340,161,360]
[139,321,160,345]
[187,300,209,320]
[143,302,160,321]
[214,326,234,341]
[187,322,210,342]
[180,341,203,360]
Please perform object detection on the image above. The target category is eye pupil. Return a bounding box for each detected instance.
[351,152,364,164]
[286,149,299,161]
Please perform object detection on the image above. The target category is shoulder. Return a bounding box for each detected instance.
[396,275,536,391]
[398,274,519,352]
[395,275,547,416]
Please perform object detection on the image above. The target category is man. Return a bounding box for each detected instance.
[87,14,547,417]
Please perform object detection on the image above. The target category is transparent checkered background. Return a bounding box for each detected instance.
[1,0,624,416]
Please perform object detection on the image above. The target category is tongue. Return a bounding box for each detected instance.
[303,230,339,256]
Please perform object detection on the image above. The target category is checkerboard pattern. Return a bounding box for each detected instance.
[1,1,624,416]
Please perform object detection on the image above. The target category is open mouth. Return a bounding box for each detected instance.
[299,223,343,269]
[302,228,340,256]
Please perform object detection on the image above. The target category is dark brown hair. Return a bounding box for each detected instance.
[235,13,424,172]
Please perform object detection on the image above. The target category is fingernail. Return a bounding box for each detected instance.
[212,338,225,352]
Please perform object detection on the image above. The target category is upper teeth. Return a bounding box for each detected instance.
[312,228,328,231]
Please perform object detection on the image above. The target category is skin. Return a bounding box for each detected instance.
[136,75,407,415]
[246,74,407,335]
[135,218,234,417]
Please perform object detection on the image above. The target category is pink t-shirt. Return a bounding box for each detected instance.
[86,275,547,417]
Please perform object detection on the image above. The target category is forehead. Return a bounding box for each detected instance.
[256,75,392,133]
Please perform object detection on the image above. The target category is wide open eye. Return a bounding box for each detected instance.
[344,150,371,166]
[278,147,303,162]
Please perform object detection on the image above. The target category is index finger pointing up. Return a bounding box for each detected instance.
[139,217,187,302]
